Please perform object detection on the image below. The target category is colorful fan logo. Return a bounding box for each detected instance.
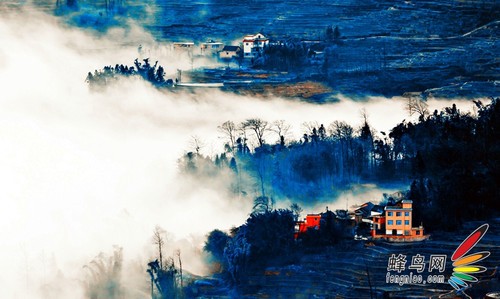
[448,223,490,297]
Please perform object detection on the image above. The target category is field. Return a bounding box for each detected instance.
[9,0,498,97]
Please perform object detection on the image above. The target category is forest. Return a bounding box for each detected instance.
[192,97,500,292]
[180,97,500,232]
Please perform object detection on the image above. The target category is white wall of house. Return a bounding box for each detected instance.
[242,33,269,58]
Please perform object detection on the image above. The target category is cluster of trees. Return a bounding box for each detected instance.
[182,98,499,231]
[262,43,309,71]
[147,227,184,299]
[85,58,172,89]
[180,116,378,200]
[204,203,352,285]
[325,25,341,42]
[83,247,124,299]
[203,208,293,284]
[403,98,500,230]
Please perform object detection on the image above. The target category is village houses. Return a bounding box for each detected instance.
[294,198,427,242]
[171,33,268,61]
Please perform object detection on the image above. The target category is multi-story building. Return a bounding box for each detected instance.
[377,200,426,241]
[242,33,269,58]
[356,199,427,242]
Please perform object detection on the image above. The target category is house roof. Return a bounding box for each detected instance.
[385,206,411,211]
[202,41,223,45]
[243,33,268,42]
[355,202,386,217]
[306,213,322,217]
[222,45,240,52]
[354,202,374,217]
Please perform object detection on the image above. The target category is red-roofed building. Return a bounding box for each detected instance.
[294,214,321,239]
[242,33,269,58]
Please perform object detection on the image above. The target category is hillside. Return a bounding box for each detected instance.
[6,0,498,97]
[196,219,500,298]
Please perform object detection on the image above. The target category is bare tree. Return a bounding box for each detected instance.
[252,196,274,214]
[271,120,292,144]
[328,121,353,140]
[175,249,183,289]
[241,118,269,147]
[329,121,354,180]
[403,92,429,119]
[189,135,205,156]
[152,226,166,269]
[218,121,238,152]
[301,121,319,136]
[358,108,375,171]
[290,203,303,221]
[360,108,369,125]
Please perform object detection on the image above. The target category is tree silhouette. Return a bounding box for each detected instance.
[242,118,269,148]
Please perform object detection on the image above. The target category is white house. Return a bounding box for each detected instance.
[242,33,269,58]
[200,40,224,56]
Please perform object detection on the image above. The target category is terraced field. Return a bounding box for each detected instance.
[7,0,498,41]
[236,219,500,298]
[140,0,498,44]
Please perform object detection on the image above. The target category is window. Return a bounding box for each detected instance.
[246,43,249,46]
[396,220,402,225]
[405,212,410,216]
[405,220,410,225]
[387,212,393,216]
[396,212,401,217]
[388,220,393,225]
[416,230,421,235]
